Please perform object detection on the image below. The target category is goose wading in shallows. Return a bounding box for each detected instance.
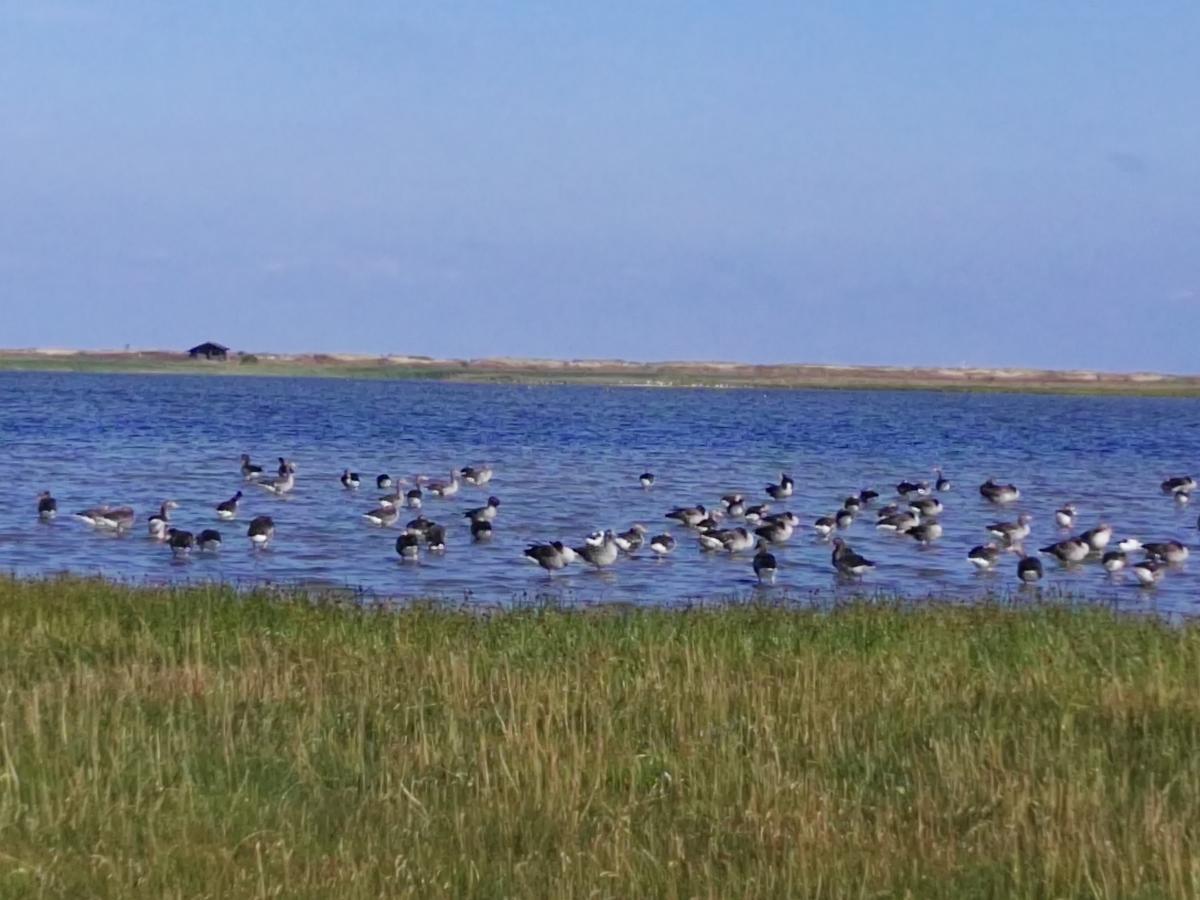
[1132,559,1164,587]
[396,533,421,560]
[524,541,575,574]
[341,469,361,490]
[197,529,222,552]
[665,505,708,527]
[648,533,676,556]
[247,516,275,548]
[37,491,57,521]
[240,454,263,481]
[1143,541,1190,564]
[464,496,501,524]
[979,479,1020,504]
[216,491,242,520]
[75,505,136,532]
[615,524,647,552]
[1055,504,1077,529]
[985,514,1032,546]
[362,505,399,527]
[1039,537,1090,564]
[639,472,655,489]
[460,465,494,486]
[967,543,1001,570]
[765,473,794,500]
[831,538,875,577]
[165,528,194,556]
[753,541,777,584]
[424,472,460,498]
[1017,556,1043,583]
[148,500,180,541]
[575,531,619,568]
[1161,476,1196,496]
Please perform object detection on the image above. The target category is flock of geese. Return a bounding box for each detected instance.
[30,457,1198,592]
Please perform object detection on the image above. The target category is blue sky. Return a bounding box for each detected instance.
[2,2,1198,371]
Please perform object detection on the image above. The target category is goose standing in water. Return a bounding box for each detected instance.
[1161,476,1196,496]
[1080,523,1113,552]
[615,524,647,553]
[755,514,796,545]
[147,501,180,541]
[341,469,361,490]
[1132,559,1164,587]
[666,505,708,527]
[831,538,875,576]
[405,516,436,539]
[1039,537,1090,564]
[1017,556,1044,583]
[1143,541,1189,564]
[1102,550,1126,573]
[247,515,275,548]
[524,541,574,574]
[876,510,920,534]
[37,491,57,521]
[896,479,929,498]
[722,494,747,518]
[744,504,771,524]
[362,506,399,527]
[639,472,655,489]
[460,465,494,486]
[425,524,447,551]
[985,514,1033,547]
[165,528,194,556]
[377,474,393,490]
[240,454,263,481]
[908,521,944,545]
[464,496,501,524]
[75,505,135,531]
[424,472,460,498]
[1055,504,1077,529]
[197,529,222,552]
[258,467,296,496]
[576,531,619,569]
[967,543,1001,570]
[980,479,1020,504]
[719,527,756,554]
[765,473,794,500]
[909,497,943,517]
[396,533,421,560]
[648,533,676,556]
[753,541,778,584]
[216,491,242,520]
[813,515,836,538]
[934,468,951,492]
[835,509,855,530]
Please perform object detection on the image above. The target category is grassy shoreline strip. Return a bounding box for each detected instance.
[0,577,1198,898]
[3,355,1200,397]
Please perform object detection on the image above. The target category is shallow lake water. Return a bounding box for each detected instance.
[0,372,1197,613]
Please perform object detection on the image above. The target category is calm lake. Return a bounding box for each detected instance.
[1,372,1197,612]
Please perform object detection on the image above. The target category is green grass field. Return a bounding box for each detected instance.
[1,578,1198,898]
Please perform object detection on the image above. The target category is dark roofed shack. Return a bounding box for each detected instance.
[188,342,229,360]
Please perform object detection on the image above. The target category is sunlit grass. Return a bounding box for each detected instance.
[0,577,1197,897]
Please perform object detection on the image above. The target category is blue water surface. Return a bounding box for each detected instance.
[0,372,1196,612]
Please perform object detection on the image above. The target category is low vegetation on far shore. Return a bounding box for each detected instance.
[1,578,1198,897]
[2,349,1199,396]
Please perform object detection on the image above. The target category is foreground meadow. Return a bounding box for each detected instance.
[0,579,1197,898]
